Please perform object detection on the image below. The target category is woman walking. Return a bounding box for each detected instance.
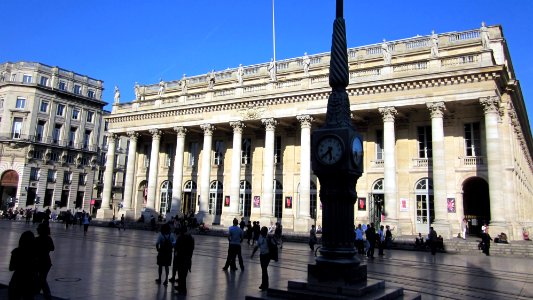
[155,223,175,286]
[8,231,38,300]
[251,226,270,291]
[36,223,55,300]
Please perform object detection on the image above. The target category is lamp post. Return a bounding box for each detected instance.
[310,0,364,280]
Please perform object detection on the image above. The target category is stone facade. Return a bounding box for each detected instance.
[0,62,107,216]
[105,25,533,240]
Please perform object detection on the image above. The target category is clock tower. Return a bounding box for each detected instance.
[310,0,364,276]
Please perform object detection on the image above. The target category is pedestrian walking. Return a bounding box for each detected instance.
[355,224,364,254]
[118,214,126,231]
[274,222,283,248]
[155,223,175,286]
[378,225,385,256]
[246,221,253,245]
[222,218,245,271]
[252,221,260,246]
[365,223,376,258]
[461,218,468,239]
[385,225,393,249]
[36,223,55,300]
[251,226,271,291]
[8,231,38,300]
[481,231,492,256]
[309,225,318,251]
[428,227,438,255]
[172,226,194,296]
[82,213,91,236]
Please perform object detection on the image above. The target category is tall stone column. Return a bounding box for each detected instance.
[295,115,313,231]
[228,121,245,222]
[480,97,507,233]
[170,127,187,218]
[378,107,398,226]
[122,131,138,216]
[427,102,450,237]
[98,133,116,219]
[198,124,214,223]
[146,129,161,212]
[261,118,277,222]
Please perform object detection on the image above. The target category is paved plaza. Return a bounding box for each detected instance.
[1,220,532,300]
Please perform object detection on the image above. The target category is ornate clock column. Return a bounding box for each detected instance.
[309,0,364,282]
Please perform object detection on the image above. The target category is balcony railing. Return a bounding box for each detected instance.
[412,158,432,168]
[460,156,484,166]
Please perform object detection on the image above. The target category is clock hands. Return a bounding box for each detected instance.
[321,146,333,162]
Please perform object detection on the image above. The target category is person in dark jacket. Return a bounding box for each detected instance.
[365,223,377,258]
[36,224,55,300]
[9,231,38,300]
[173,226,195,295]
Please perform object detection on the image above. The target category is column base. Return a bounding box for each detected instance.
[259,216,275,229]
[222,214,241,228]
[308,257,364,285]
[432,220,452,239]
[294,217,313,233]
[96,208,115,220]
[117,209,136,222]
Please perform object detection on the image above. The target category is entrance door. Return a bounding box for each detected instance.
[44,189,54,207]
[26,188,37,206]
[182,180,197,215]
[75,191,84,209]
[1,170,19,211]
[463,177,490,236]
[369,194,384,228]
[415,178,434,235]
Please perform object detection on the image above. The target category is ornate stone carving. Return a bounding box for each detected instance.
[479,96,500,114]
[149,129,161,140]
[427,102,446,118]
[174,126,188,138]
[378,107,397,122]
[127,131,139,142]
[229,121,245,134]
[262,118,277,130]
[239,104,267,120]
[200,124,215,136]
[296,115,313,128]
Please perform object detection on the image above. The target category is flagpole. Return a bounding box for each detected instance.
[272,0,276,63]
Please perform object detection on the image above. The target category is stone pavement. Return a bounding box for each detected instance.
[0,220,532,300]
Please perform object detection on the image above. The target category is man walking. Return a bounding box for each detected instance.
[222,218,244,271]
[173,226,194,295]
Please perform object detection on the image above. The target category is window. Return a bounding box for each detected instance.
[58,81,66,91]
[188,142,198,167]
[417,126,432,159]
[16,97,26,109]
[309,181,318,219]
[56,104,65,116]
[165,144,174,167]
[102,136,108,149]
[80,156,88,166]
[73,85,82,95]
[12,118,23,139]
[274,180,283,218]
[47,170,57,183]
[30,168,40,181]
[208,181,223,215]
[40,101,48,112]
[72,108,80,120]
[104,121,109,131]
[464,122,481,156]
[33,149,43,160]
[376,130,384,160]
[159,181,173,216]
[84,130,91,150]
[214,140,224,165]
[52,124,62,144]
[87,90,95,99]
[97,169,105,182]
[66,154,75,164]
[79,173,87,186]
[50,151,59,162]
[274,136,282,164]
[36,120,46,142]
[63,171,72,184]
[239,180,252,217]
[40,76,48,86]
[22,74,32,83]
[86,111,94,123]
[241,138,251,165]
[69,127,77,147]
[11,74,17,82]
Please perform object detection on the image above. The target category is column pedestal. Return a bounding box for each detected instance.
[96,208,115,220]
[294,217,313,233]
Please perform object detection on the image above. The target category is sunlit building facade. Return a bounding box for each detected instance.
[104,25,533,240]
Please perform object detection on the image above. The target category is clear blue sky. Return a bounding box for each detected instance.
[1,0,532,127]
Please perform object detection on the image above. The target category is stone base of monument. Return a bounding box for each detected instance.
[246,261,421,300]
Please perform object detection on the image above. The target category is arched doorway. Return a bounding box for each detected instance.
[159,181,172,217]
[239,180,251,217]
[369,178,384,227]
[209,180,223,224]
[0,170,19,211]
[415,178,434,234]
[273,180,283,219]
[463,177,490,235]
[182,180,197,215]
[136,180,148,216]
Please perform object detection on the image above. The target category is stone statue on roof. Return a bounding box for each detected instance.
[114,86,120,104]
[302,52,311,76]
[236,64,244,86]
[268,58,276,81]
[480,21,490,50]
[381,40,391,65]
[430,30,439,58]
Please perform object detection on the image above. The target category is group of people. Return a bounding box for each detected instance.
[8,223,55,300]
[353,223,394,258]
[154,223,195,295]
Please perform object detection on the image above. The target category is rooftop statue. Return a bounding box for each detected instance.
[382,40,391,65]
[302,52,311,76]
[431,30,439,58]
[236,64,244,86]
[158,79,166,97]
[480,21,490,49]
[268,58,276,81]
[114,86,120,104]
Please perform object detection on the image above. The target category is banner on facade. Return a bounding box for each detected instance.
[253,196,260,208]
[400,198,408,211]
[285,196,292,208]
[224,196,230,207]
[447,198,456,213]
[358,198,366,211]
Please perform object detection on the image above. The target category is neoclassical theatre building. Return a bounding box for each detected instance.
[104,24,533,240]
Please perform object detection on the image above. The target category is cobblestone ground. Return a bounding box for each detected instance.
[0,220,532,300]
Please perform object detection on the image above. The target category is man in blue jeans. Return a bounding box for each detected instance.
[222,218,244,271]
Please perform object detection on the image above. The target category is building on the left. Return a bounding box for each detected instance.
[0,62,108,217]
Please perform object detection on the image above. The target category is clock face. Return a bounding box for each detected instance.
[317,136,344,165]
[351,136,363,167]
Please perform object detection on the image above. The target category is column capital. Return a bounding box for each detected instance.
[261,118,277,130]
[230,121,245,134]
[479,96,500,114]
[127,131,139,141]
[106,132,117,141]
[378,107,397,122]
[426,102,446,118]
[173,126,188,137]
[149,129,161,140]
[296,115,314,128]
[200,124,215,136]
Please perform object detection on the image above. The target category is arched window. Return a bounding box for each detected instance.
[274,180,283,218]
[240,180,252,216]
[415,178,434,234]
[369,178,385,226]
[310,181,318,219]
[372,179,384,192]
[182,180,197,214]
[159,181,172,216]
[209,181,223,215]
